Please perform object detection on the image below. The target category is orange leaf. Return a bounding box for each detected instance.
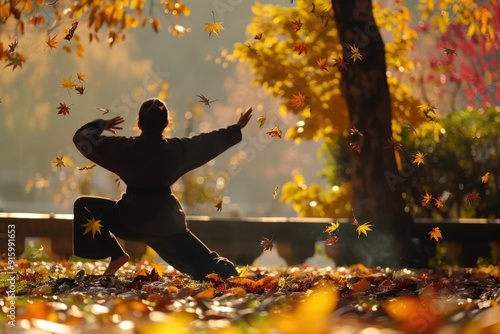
[289,92,306,108]
[317,57,329,71]
[76,72,86,82]
[45,35,58,49]
[290,18,302,31]
[266,126,282,138]
[421,192,433,206]
[293,41,308,55]
[428,227,443,242]
[412,151,426,166]
[194,287,215,299]
[481,172,490,183]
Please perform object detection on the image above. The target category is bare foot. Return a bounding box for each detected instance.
[104,253,130,276]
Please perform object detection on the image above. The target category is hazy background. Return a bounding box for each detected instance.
[0,0,326,217]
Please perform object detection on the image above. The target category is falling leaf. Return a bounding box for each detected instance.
[428,227,443,242]
[56,102,70,116]
[151,17,161,33]
[324,219,340,234]
[75,84,85,95]
[290,19,302,31]
[418,103,437,121]
[333,57,348,71]
[254,32,262,40]
[385,137,402,151]
[61,75,76,90]
[257,116,266,128]
[96,107,110,114]
[273,186,279,199]
[45,35,58,49]
[293,41,308,55]
[215,197,223,212]
[481,172,490,184]
[81,207,103,238]
[412,151,426,166]
[54,156,65,169]
[7,38,18,53]
[246,43,260,56]
[349,44,362,63]
[434,196,444,208]
[4,52,25,71]
[466,192,480,206]
[443,47,457,56]
[76,72,86,82]
[266,126,282,138]
[76,163,96,171]
[350,142,361,154]
[64,22,79,41]
[350,126,364,137]
[260,236,273,252]
[356,222,373,238]
[351,208,359,226]
[29,14,45,26]
[325,234,339,245]
[421,192,433,206]
[204,11,224,38]
[197,94,217,107]
[317,57,329,71]
[289,92,306,108]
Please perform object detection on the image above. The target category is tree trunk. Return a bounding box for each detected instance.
[331,0,426,267]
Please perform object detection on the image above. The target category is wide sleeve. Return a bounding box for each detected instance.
[173,124,242,178]
[72,119,126,173]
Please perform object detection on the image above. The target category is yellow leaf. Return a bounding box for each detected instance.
[81,213,103,238]
[150,261,166,277]
[324,219,340,234]
[356,222,373,238]
[61,76,75,89]
[53,156,65,169]
[204,21,224,38]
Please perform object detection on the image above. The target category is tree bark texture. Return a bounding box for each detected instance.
[331,0,426,267]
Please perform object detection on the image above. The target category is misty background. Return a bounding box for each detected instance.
[0,0,327,217]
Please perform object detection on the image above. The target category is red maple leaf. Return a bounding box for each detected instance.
[57,102,70,116]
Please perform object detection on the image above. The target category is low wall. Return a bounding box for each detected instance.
[1,213,499,267]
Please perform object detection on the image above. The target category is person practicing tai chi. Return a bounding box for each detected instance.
[72,98,253,280]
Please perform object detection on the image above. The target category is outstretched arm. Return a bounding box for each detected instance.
[173,108,253,179]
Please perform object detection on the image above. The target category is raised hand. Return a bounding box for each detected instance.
[104,116,124,134]
[237,107,253,129]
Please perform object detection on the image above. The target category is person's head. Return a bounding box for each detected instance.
[137,98,169,136]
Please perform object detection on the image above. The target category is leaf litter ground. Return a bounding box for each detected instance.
[1,260,500,333]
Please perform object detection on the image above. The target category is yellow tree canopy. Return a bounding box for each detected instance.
[228,0,423,145]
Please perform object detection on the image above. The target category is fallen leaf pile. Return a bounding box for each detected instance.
[1,260,500,333]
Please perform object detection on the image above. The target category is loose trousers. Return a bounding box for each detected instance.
[73,196,238,280]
